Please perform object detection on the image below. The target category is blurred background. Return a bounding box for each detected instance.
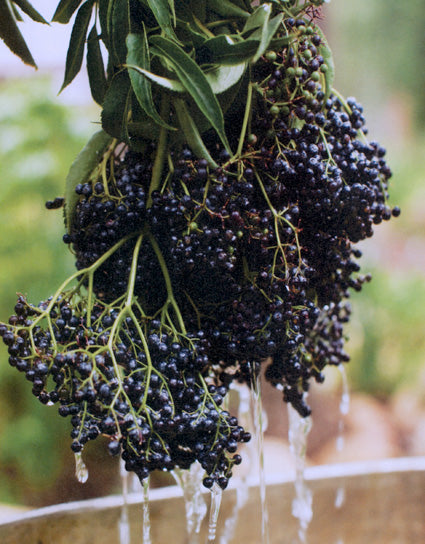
[0,0,424,509]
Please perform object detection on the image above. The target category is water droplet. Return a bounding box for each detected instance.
[334,486,345,509]
[338,364,350,416]
[74,452,88,483]
[288,403,313,544]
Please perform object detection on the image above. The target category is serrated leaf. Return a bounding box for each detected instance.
[13,0,48,23]
[150,35,230,151]
[0,0,36,67]
[111,0,129,65]
[87,24,107,105]
[126,32,176,130]
[65,130,113,231]
[101,70,131,139]
[206,0,249,19]
[52,0,83,23]
[252,12,283,63]
[60,0,94,92]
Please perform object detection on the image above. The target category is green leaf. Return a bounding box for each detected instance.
[242,3,271,34]
[101,70,131,139]
[176,18,208,48]
[206,0,249,19]
[174,98,218,168]
[86,24,107,105]
[52,0,83,23]
[59,0,94,92]
[199,34,260,65]
[126,64,184,93]
[0,0,36,67]
[144,0,177,41]
[125,61,246,96]
[150,35,230,151]
[13,0,48,23]
[11,2,23,20]
[253,12,283,63]
[111,0,129,65]
[205,63,246,94]
[64,130,113,231]
[126,32,176,130]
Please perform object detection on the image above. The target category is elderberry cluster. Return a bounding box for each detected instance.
[1,12,399,488]
[1,293,247,489]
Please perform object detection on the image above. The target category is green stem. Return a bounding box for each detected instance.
[148,96,170,208]
[125,232,145,307]
[28,233,138,331]
[234,79,253,160]
[147,230,187,335]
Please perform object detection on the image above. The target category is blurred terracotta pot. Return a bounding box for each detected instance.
[0,457,424,544]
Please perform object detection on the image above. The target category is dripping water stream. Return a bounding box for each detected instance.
[119,459,131,544]
[142,479,152,544]
[171,462,207,543]
[251,369,270,544]
[287,403,313,544]
[206,484,223,542]
[219,384,252,544]
[335,364,350,512]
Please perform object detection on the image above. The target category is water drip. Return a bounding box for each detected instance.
[334,486,345,509]
[119,459,131,544]
[338,364,350,417]
[142,479,151,544]
[288,403,313,544]
[206,484,223,542]
[171,462,207,542]
[219,384,252,544]
[335,364,350,511]
[251,370,270,544]
[74,452,88,483]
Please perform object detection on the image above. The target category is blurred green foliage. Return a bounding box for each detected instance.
[347,136,425,397]
[328,0,425,127]
[0,77,95,504]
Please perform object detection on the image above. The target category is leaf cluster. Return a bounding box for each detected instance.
[1,1,327,151]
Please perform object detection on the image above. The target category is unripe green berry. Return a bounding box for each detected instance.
[265,51,277,62]
[269,105,280,117]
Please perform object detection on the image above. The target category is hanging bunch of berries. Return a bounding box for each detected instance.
[1,0,399,490]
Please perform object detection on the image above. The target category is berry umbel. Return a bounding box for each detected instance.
[1,0,398,488]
